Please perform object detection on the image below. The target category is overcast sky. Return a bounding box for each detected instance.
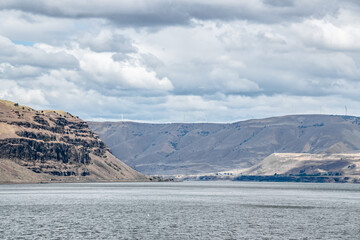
[1,0,360,122]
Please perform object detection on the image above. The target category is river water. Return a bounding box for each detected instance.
[0,181,359,239]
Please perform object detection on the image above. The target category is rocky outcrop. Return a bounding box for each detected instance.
[0,138,91,164]
[0,100,149,183]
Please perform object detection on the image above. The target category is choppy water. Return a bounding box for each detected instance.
[0,181,359,240]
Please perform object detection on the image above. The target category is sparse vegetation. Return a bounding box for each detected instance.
[43,136,51,142]
[0,99,148,183]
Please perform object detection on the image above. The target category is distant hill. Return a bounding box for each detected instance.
[89,115,360,175]
[0,100,149,183]
[239,152,360,176]
[214,152,358,183]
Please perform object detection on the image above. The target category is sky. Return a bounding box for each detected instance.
[1,0,360,123]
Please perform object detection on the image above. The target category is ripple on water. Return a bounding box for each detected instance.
[0,181,359,239]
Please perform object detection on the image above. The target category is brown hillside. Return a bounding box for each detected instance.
[0,100,149,183]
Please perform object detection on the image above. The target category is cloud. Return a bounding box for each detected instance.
[1,1,360,122]
[0,63,42,79]
[209,68,261,93]
[71,48,174,93]
[1,0,355,27]
[263,0,294,7]
[0,35,79,69]
[294,18,360,51]
[0,80,49,107]
[79,30,136,53]
[0,9,85,44]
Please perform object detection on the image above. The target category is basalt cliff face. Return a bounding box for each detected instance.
[0,100,148,183]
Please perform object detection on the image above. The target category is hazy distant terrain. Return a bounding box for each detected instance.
[239,153,360,176]
[89,115,360,175]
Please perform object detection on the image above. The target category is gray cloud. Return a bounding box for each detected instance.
[0,64,42,79]
[0,0,355,27]
[79,31,136,53]
[263,0,294,7]
[0,36,79,69]
[112,53,130,62]
[1,1,360,122]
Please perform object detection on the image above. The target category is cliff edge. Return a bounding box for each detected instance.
[0,100,149,183]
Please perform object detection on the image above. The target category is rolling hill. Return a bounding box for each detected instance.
[89,114,360,177]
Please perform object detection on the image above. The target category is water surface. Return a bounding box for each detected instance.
[0,181,359,239]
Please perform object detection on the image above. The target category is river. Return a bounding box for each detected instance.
[0,181,359,239]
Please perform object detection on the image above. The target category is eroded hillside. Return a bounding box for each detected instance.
[89,115,360,175]
[0,100,148,183]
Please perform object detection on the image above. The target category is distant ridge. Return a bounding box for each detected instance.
[89,114,360,177]
[240,152,360,176]
[0,100,149,183]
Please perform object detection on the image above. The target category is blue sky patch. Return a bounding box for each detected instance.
[12,40,34,46]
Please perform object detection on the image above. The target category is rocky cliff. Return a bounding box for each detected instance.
[0,100,149,183]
